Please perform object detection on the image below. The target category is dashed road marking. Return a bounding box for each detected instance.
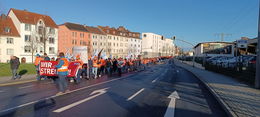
[127,88,145,101]
[18,85,34,89]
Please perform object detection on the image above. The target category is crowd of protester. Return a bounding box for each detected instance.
[32,52,172,95]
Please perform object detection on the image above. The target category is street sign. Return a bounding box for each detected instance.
[237,40,248,48]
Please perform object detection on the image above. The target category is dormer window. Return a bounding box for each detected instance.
[4,27,10,33]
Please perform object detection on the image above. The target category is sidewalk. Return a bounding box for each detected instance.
[174,60,260,117]
[0,74,37,86]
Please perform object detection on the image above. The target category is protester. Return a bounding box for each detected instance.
[43,53,50,61]
[106,58,113,76]
[100,58,106,76]
[92,57,98,79]
[117,58,124,77]
[34,54,44,81]
[55,52,69,95]
[10,56,20,80]
[87,57,93,79]
[75,55,83,83]
[112,58,118,73]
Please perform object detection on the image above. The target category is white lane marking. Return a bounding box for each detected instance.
[18,85,34,89]
[0,90,4,93]
[152,78,159,83]
[0,76,126,114]
[152,69,168,83]
[53,87,109,113]
[164,91,180,117]
[127,88,145,101]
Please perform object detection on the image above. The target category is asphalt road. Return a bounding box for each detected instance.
[0,61,227,117]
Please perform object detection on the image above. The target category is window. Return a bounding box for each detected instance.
[80,33,84,38]
[49,47,55,54]
[24,46,31,53]
[38,26,43,34]
[7,49,14,55]
[25,24,31,31]
[7,38,14,44]
[49,37,55,44]
[49,28,55,34]
[25,35,31,42]
[100,43,102,46]
[80,40,83,45]
[4,27,10,33]
[40,37,44,43]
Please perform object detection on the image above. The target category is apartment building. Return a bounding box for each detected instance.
[2,8,58,63]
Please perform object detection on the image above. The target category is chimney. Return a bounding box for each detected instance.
[1,14,7,20]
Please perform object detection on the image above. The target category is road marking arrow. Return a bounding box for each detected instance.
[53,87,109,113]
[164,91,180,117]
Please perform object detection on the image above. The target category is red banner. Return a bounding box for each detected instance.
[39,61,80,77]
[40,61,58,76]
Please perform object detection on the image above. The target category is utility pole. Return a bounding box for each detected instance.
[255,0,260,89]
[215,33,232,42]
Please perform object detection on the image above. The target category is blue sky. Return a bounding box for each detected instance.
[0,0,259,50]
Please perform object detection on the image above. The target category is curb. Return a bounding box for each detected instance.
[175,60,238,117]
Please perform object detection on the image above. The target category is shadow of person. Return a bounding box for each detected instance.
[18,70,28,76]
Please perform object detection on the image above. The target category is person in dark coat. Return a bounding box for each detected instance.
[10,56,20,80]
[43,53,50,61]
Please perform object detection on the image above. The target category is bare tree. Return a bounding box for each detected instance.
[26,29,40,63]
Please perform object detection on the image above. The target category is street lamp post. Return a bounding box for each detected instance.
[255,0,260,88]
[172,37,195,67]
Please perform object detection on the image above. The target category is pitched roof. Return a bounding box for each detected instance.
[98,26,140,39]
[62,22,88,32]
[85,26,106,35]
[9,8,57,28]
[0,14,20,37]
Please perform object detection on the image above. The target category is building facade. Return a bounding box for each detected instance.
[142,33,175,58]
[0,14,21,63]
[85,26,106,56]
[194,42,234,57]
[58,22,91,57]
[2,8,58,63]
[98,26,141,58]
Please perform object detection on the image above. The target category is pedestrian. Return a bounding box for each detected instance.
[51,57,55,61]
[75,55,83,83]
[112,58,118,73]
[55,52,69,96]
[10,56,20,80]
[106,58,113,77]
[87,57,93,79]
[97,58,102,78]
[100,58,106,76]
[34,54,43,81]
[92,57,98,79]
[43,53,50,61]
[117,58,124,77]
